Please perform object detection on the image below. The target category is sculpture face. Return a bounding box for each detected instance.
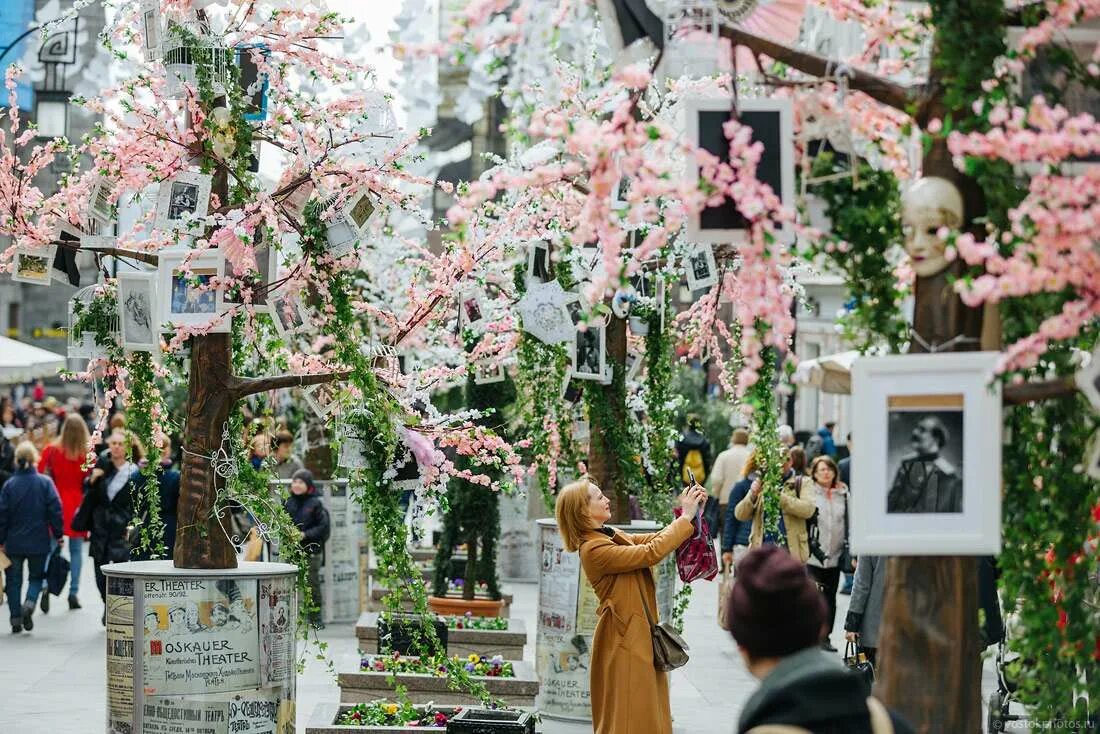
[901,177,964,278]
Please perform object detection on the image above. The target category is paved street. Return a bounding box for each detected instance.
[0,556,1003,733]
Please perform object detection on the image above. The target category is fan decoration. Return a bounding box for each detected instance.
[717,0,807,72]
[516,280,575,346]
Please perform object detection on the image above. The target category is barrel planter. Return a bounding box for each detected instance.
[305,702,463,733]
[356,613,527,659]
[338,658,539,707]
[306,703,538,733]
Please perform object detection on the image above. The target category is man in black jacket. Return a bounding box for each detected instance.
[284,469,330,629]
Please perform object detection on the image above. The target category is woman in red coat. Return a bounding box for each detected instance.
[38,414,91,610]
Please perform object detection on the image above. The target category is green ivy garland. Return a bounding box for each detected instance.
[744,347,784,538]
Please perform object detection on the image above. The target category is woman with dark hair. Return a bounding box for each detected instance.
[38,414,92,609]
[805,454,849,652]
[81,430,143,625]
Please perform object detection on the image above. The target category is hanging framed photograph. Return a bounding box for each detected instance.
[458,290,486,329]
[337,421,369,469]
[323,191,374,258]
[304,382,339,419]
[612,176,630,211]
[850,352,1002,555]
[473,359,506,385]
[10,246,57,286]
[526,241,552,287]
[269,293,306,340]
[155,171,213,235]
[626,350,643,380]
[571,322,606,382]
[157,250,229,332]
[225,237,280,308]
[117,271,160,352]
[89,176,116,223]
[684,95,794,244]
[140,0,162,61]
[684,243,719,292]
[236,43,271,122]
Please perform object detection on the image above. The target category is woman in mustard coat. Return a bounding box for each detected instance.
[556,477,707,734]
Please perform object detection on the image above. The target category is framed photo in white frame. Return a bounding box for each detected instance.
[155,171,212,235]
[140,0,162,61]
[89,176,116,223]
[473,359,506,385]
[684,242,719,292]
[269,293,306,340]
[304,382,339,419]
[157,249,229,332]
[684,95,795,244]
[11,246,57,285]
[526,241,551,287]
[571,322,606,382]
[458,290,486,329]
[117,271,160,352]
[850,352,1002,555]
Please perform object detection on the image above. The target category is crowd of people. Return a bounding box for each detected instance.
[0,383,327,634]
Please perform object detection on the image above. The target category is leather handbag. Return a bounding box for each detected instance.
[638,579,689,671]
[844,641,875,686]
[717,567,733,631]
[46,546,70,596]
[672,507,719,582]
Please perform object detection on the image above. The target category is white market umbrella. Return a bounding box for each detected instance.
[791,350,860,395]
[0,336,67,383]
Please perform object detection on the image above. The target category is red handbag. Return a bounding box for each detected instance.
[672,508,719,582]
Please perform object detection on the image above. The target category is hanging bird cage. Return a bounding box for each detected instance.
[68,284,120,360]
[798,66,860,200]
[662,0,722,80]
[162,24,231,99]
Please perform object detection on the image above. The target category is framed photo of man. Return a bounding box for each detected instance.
[684,242,719,292]
[155,171,212,235]
[850,352,1002,555]
[571,321,606,382]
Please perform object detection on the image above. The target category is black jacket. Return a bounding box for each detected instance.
[675,429,712,482]
[283,491,330,554]
[83,459,142,564]
[0,467,62,555]
[130,465,180,561]
[737,647,914,734]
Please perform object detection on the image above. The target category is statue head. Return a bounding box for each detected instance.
[901,177,964,278]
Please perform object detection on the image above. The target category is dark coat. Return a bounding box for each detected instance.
[844,555,887,648]
[131,465,180,561]
[84,460,141,564]
[737,646,914,734]
[722,475,754,552]
[283,491,329,555]
[674,429,711,483]
[838,456,851,490]
[0,467,62,555]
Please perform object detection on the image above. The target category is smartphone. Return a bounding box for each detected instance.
[686,468,696,486]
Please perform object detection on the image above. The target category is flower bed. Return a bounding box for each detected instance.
[357,612,527,660]
[338,656,539,707]
[306,703,531,734]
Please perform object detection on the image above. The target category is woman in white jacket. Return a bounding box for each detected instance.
[805,455,848,651]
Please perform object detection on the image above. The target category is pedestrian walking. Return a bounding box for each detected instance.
[0,442,63,633]
[838,432,854,595]
[708,428,752,529]
[721,450,760,572]
[844,555,887,666]
[804,455,849,652]
[733,449,817,562]
[727,545,914,734]
[272,430,304,480]
[555,477,706,734]
[283,469,330,629]
[37,414,92,610]
[675,414,711,486]
[79,430,142,625]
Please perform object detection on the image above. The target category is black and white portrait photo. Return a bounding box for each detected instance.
[117,272,158,351]
[90,177,115,222]
[885,407,964,514]
[572,322,605,381]
[527,241,551,286]
[460,292,485,327]
[155,171,211,234]
[850,352,1002,556]
[684,243,719,292]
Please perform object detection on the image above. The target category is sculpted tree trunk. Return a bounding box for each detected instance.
[587,313,631,523]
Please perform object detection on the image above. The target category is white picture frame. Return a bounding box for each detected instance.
[337,420,369,469]
[323,191,375,258]
[89,176,116,223]
[304,382,339,419]
[157,249,229,332]
[626,350,643,380]
[684,95,795,244]
[117,271,160,352]
[10,246,57,286]
[140,0,162,61]
[850,352,1002,555]
[1074,343,1100,414]
[473,359,506,385]
[612,176,630,211]
[458,290,486,329]
[571,322,607,382]
[155,171,213,235]
[269,293,306,340]
[526,241,552,287]
[684,242,719,292]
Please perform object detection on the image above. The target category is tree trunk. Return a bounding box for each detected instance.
[587,313,630,523]
[173,333,239,569]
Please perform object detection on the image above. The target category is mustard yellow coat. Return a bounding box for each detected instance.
[733,477,817,563]
[578,517,695,734]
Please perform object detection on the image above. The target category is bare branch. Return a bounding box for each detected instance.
[1002,376,1078,406]
[231,369,352,400]
[718,25,918,113]
[79,245,160,266]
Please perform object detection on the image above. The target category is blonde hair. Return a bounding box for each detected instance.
[57,413,90,460]
[14,441,39,468]
[556,478,595,552]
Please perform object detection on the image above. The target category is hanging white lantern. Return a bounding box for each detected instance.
[662,0,722,80]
